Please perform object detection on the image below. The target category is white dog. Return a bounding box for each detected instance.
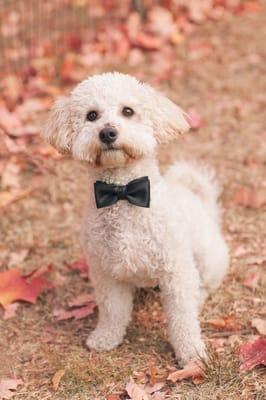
[42,72,229,366]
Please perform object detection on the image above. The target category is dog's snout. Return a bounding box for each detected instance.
[99,128,118,144]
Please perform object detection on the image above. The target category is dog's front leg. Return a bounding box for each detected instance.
[86,271,133,352]
[160,258,206,367]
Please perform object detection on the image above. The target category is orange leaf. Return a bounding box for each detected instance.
[238,338,266,371]
[52,369,65,391]
[0,267,53,308]
[233,186,266,208]
[167,361,205,384]
[206,315,242,331]
[107,395,121,400]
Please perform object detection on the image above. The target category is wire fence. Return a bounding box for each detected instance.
[0,0,145,74]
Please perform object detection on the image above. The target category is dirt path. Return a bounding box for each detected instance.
[0,9,265,400]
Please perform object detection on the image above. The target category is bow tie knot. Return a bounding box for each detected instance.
[94,176,150,209]
[115,185,127,200]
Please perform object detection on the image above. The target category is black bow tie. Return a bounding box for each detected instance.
[94,176,150,209]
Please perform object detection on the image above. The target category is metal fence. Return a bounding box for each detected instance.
[0,0,145,73]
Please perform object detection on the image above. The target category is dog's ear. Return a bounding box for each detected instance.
[144,85,190,144]
[42,97,74,154]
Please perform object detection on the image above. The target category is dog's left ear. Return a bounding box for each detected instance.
[143,85,190,143]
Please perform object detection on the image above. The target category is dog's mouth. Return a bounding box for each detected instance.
[95,145,138,167]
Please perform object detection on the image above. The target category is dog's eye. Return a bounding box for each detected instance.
[86,110,98,122]
[122,107,134,117]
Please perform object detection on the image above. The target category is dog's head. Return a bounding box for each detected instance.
[42,72,190,168]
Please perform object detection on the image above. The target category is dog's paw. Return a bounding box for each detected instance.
[176,341,206,368]
[86,329,123,352]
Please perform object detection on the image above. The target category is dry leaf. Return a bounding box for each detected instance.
[167,361,205,384]
[0,379,23,399]
[52,369,65,391]
[126,378,150,400]
[67,259,89,278]
[251,318,266,336]
[0,267,53,308]
[233,186,266,208]
[205,315,242,331]
[68,293,95,308]
[53,302,96,321]
[2,303,20,320]
[241,271,260,289]
[238,338,266,371]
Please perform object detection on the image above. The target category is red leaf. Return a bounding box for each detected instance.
[238,338,266,371]
[107,395,121,400]
[67,259,89,278]
[0,267,53,308]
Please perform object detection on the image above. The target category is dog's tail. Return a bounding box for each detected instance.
[165,161,221,222]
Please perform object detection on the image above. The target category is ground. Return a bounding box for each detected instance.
[0,9,266,400]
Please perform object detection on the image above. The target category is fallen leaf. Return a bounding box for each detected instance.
[2,303,20,320]
[1,160,22,190]
[0,379,23,399]
[67,259,89,278]
[0,267,53,308]
[125,377,150,400]
[135,33,162,51]
[147,6,177,40]
[242,1,262,13]
[68,293,95,308]
[238,338,266,371]
[151,393,165,400]
[8,249,29,267]
[187,109,204,130]
[53,302,96,321]
[106,395,121,400]
[52,369,65,391]
[205,315,242,331]
[251,318,266,336]
[167,361,205,384]
[241,271,260,289]
[145,382,164,394]
[233,186,266,208]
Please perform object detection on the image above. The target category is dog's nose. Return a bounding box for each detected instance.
[99,128,118,144]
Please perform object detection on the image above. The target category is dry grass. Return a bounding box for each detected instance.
[1,9,266,400]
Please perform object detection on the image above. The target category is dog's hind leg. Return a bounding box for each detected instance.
[86,271,133,352]
[195,228,229,306]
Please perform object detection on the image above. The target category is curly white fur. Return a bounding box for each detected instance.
[42,72,229,366]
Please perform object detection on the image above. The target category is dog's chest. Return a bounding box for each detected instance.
[84,202,169,284]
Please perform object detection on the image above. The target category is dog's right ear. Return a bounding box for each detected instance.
[42,97,73,154]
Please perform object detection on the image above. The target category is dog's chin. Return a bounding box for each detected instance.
[95,148,137,168]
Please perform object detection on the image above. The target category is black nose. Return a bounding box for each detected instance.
[99,128,118,144]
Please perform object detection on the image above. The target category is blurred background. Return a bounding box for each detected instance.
[0,1,265,399]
